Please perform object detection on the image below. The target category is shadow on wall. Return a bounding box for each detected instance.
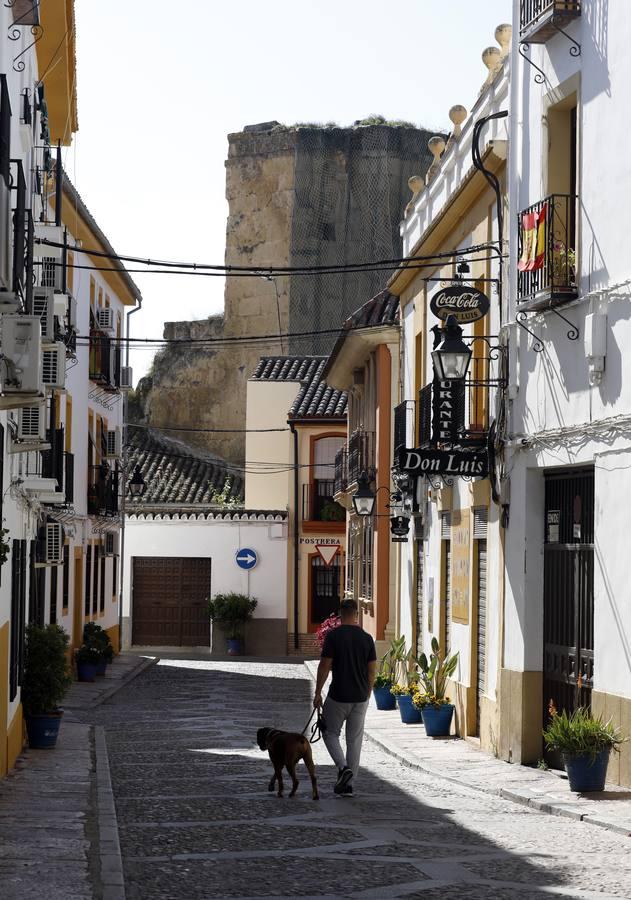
[583,0,610,102]
[97,660,602,896]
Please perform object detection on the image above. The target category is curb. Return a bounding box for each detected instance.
[92,656,160,708]
[303,661,631,840]
[95,726,126,900]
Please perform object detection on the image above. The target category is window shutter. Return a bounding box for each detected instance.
[473,507,488,539]
[440,511,451,539]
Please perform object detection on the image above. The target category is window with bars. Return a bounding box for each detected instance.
[440,512,452,654]
[100,549,106,613]
[92,544,99,615]
[62,545,70,610]
[85,545,92,616]
[360,518,374,601]
[50,566,58,624]
[9,539,27,701]
[112,555,118,602]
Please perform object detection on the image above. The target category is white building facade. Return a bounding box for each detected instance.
[504,0,631,782]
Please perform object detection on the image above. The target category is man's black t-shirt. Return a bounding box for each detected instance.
[321,624,377,703]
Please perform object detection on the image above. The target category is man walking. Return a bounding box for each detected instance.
[313,599,377,796]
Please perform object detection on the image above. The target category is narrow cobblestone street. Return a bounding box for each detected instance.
[80,658,631,899]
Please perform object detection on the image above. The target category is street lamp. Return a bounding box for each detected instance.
[352,471,375,517]
[128,465,146,499]
[431,314,472,381]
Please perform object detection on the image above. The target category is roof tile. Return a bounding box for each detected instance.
[251,355,348,420]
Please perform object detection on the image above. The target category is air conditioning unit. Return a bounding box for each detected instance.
[32,287,55,342]
[104,532,118,556]
[0,315,43,395]
[105,429,121,459]
[44,522,63,565]
[34,224,64,259]
[0,290,19,314]
[42,342,66,389]
[119,365,133,390]
[97,307,115,333]
[0,179,12,291]
[18,404,47,442]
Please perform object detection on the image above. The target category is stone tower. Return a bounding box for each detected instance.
[133,120,434,465]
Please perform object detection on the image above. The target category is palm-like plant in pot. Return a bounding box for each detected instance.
[373,646,396,710]
[22,624,73,748]
[412,636,459,736]
[208,592,257,655]
[388,637,422,724]
[543,704,625,792]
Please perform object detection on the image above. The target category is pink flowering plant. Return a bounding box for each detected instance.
[316,613,341,648]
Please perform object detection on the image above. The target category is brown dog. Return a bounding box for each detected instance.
[256,727,319,800]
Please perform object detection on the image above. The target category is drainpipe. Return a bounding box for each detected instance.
[118,295,142,650]
[290,422,299,650]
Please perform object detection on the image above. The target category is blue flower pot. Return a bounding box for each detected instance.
[373,684,396,710]
[95,659,107,676]
[25,711,63,749]
[563,749,610,792]
[226,639,243,656]
[421,704,455,736]
[77,662,98,682]
[397,693,423,724]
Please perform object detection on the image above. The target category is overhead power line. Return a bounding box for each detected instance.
[37,238,500,276]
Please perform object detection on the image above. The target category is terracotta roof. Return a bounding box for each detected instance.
[323,291,399,379]
[343,290,399,329]
[126,428,244,507]
[250,356,347,420]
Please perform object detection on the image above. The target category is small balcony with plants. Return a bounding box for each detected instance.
[517,194,578,310]
[87,464,119,516]
[302,479,346,533]
[519,1,581,43]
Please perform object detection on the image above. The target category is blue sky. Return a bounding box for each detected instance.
[73,0,511,376]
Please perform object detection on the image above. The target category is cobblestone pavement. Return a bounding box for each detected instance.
[83,659,631,899]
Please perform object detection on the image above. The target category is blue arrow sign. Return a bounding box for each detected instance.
[235,548,258,570]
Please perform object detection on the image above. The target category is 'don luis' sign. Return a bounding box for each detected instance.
[430,285,490,324]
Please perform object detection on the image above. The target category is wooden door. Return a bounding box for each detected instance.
[132,557,211,646]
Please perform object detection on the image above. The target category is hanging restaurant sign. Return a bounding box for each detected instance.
[430,285,490,323]
[398,447,488,478]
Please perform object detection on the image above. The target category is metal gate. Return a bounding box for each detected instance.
[415,540,424,656]
[132,557,211,646]
[543,468,594,752]
[474,506,488,736]
[310,555,342,625]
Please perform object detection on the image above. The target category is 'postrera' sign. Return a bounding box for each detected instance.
[398,447,488,478]
[430,285,490,323]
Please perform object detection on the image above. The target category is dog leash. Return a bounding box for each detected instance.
[301,707,326,744]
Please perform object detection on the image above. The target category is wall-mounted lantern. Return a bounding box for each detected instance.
[431,314,472,381]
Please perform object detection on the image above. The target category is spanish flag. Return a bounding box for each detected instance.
[517,203,547,272]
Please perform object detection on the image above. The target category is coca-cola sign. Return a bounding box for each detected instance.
[430,285,490,323]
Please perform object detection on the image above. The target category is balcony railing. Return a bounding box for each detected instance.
[89,335,121,390]
[41,427,64,490]
[88,465,119,516]
[302,480,345,523]
[347,430,375,485]
[520,1,581,42]
[334,447,348,494]
[517,194,578,310]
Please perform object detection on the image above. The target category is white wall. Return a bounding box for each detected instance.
[123,515,288,636]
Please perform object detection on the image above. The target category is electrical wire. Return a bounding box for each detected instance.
[35,238,501,275]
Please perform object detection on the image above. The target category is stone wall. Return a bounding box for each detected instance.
[135,121,434,464]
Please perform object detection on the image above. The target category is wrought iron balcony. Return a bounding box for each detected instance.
[334,447,348,494]
[520,0,581,42]
[64,452,74,504]
[517,194,578,310]
[88,465,119,516]
[302,481,345,524]
[347,430,375,486]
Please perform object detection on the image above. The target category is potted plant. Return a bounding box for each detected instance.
[414,637,459,736]
[316,612,341,649]
[389,637,422,724]
[75,643,101,682]
[373,647,396,710]
[208,592,257,655]
[83,623,113,676]
[543,704,625,792]
[22,624,72,749]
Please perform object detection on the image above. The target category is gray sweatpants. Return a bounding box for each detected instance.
[322,696,369,779]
